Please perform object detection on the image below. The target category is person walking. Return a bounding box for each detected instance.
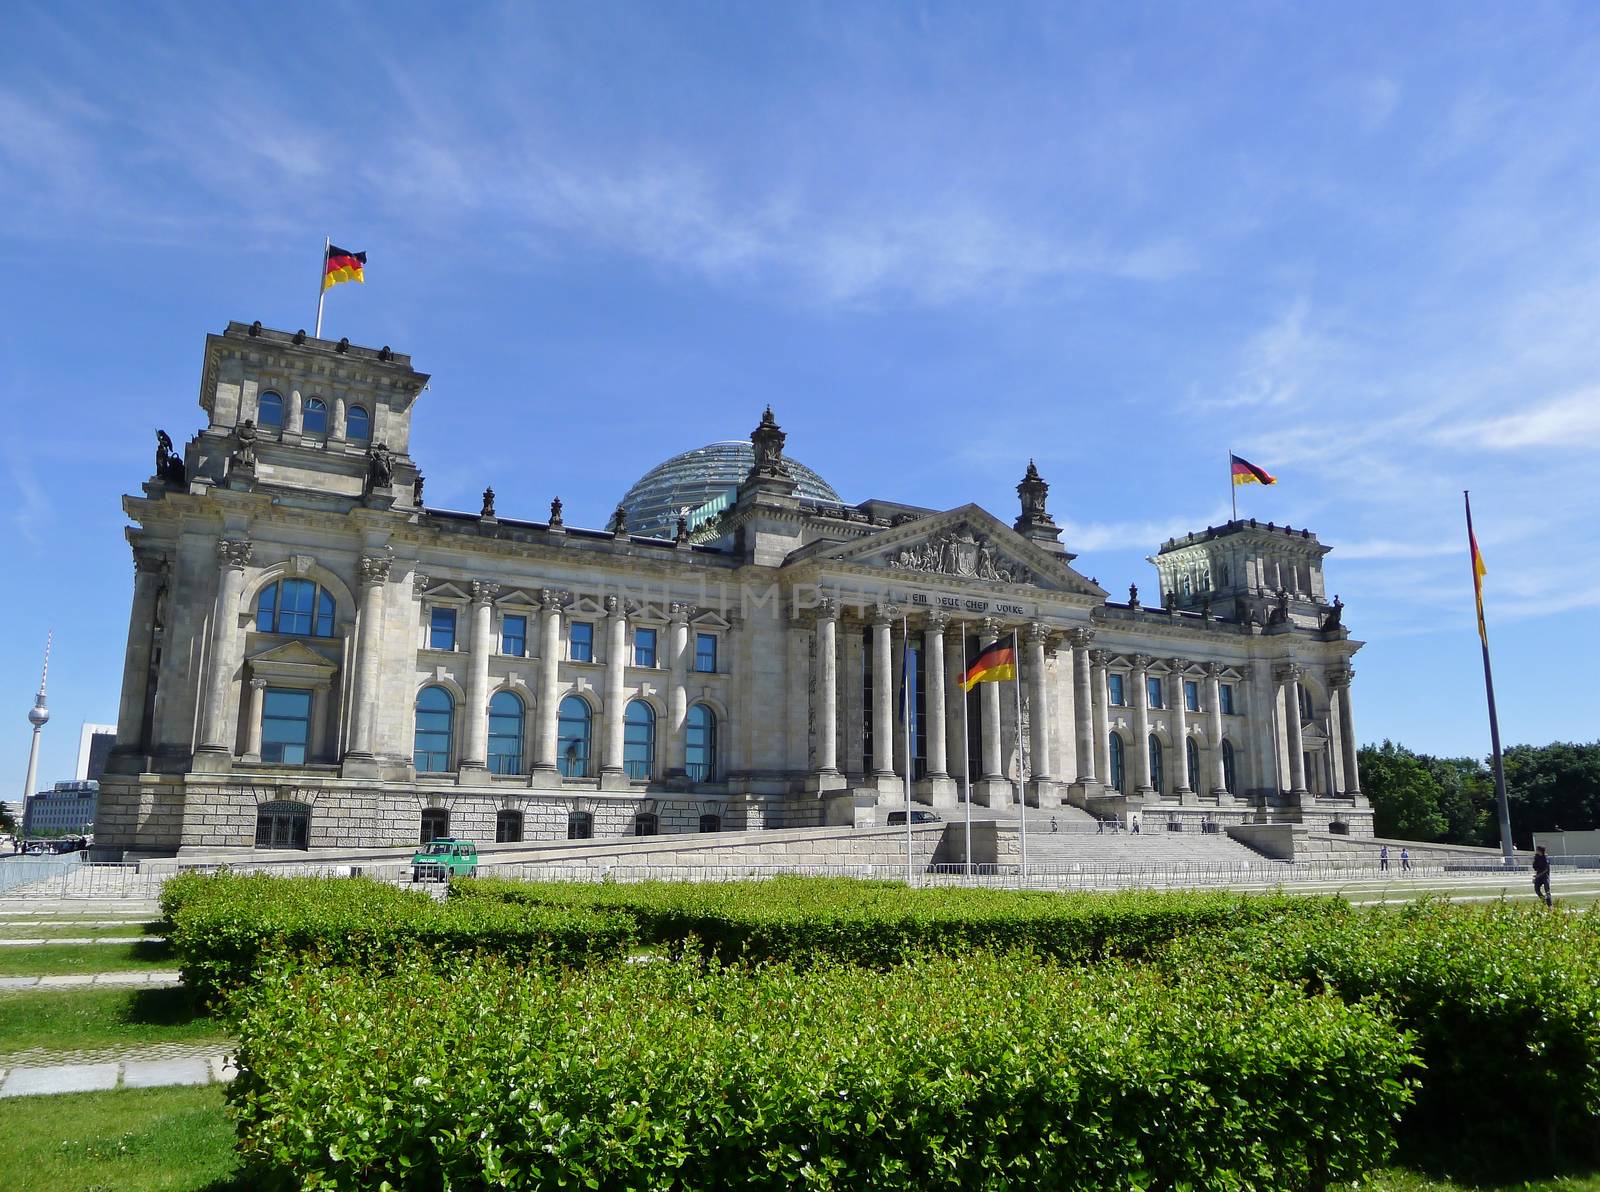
[1400,847,1411,872]
[1533,846,1552,907]
[1379,845,1389,872]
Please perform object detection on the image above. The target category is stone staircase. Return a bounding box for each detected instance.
[944,803,1280,867]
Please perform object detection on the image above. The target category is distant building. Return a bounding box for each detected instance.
[76,723,116,782]
[23,780,98,837]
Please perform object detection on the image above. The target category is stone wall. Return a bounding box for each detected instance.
[1227,823,1529,866]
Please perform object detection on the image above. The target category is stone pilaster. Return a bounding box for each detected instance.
[531,589,563,786]
[194,537,252,770]
[600,595,628,786]
[243,677,266,762]
[1131,654,1155,794]
[342,550,391,776]
[458,581,498,777]
[114,550,167,752]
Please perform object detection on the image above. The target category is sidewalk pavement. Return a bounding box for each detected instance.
[0,970,182,990]
[0,936,162,947]
[0,1047,234,1098]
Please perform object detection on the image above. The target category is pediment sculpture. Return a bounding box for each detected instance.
[885,528,1032,585]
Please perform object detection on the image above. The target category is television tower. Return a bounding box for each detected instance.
[21,632,51,810]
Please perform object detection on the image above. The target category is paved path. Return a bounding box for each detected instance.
[0,935,162,947]
[0,1044,234,1098]
[0,970,181,990]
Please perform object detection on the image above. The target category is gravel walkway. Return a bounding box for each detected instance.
[0,1043,234,1097]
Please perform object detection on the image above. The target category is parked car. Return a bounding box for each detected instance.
[410,838,478,883]
[886,809,942,825]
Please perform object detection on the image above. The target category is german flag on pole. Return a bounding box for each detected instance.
[961,639,1016,692]
[322,244,367,292]
[1230,453,1276,486]
[1470,523,1489,646]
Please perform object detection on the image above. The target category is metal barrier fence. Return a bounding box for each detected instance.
[0,857,168,899]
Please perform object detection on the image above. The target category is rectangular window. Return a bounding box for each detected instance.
[260,688,312,765]
[429,606,457,651]
[695,633,718,674]
[569,621,594,663]
[1220,683,1236,715]
[1147,677,1164,709]
[1184,680,1200,712]
[1108,673,1125,707]
[501,614,527,657]
[634,627,658,668]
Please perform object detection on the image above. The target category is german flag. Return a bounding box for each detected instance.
[1230,453,1276,486]
[1470,524,1488,646]
[961,639,1016,691]
[322,244,367,292]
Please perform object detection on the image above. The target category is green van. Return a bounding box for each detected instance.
[410,838,479,883]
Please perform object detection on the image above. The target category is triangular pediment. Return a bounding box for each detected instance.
[792,505,1106,598]
[248,639,336,667]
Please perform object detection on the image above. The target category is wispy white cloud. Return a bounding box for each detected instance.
[1439,387,1600,451]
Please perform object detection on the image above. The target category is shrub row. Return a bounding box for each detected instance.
[1166,900,1600,1175]
[162,873,635,1003]
[229,951,1413,1191]
[449,875,1350,966]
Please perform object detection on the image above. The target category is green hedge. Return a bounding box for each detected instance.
[449,875,1350,966]
[163,873,635,1003]
[229,951,1413,1191]
[1167,900,1600,1175]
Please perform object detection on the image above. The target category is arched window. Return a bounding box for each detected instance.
[567,810,593,840]
[634,811,658,836]
[1148,735,1164,793]
[1186,738,1200,792]
[685,704,717,783]
[420,808,449,844]
[1222,740,1237,793]
[414,686,454,773]
[487,691,524,775]
[1299,686,1314,722]
[346,404,371,441]
[623,700,655,781]
[558,696,592,778]
[303,396,328,435]
[254,801,309,849]
[699,813,721,833]
[495,809,523,843]
[1108,734,1125,793]
[256,578,336,637]
[258,391,284,429]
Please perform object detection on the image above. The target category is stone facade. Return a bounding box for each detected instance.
[98,322,1371,859]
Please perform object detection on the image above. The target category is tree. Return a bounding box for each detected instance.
[1359,741,1449,842]
[1421,755,1494,846]
[0,804,14,835]
[1502,741,1600,848]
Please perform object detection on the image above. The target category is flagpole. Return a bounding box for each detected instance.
[1012,628,1027,888]
[314,237,329,338]
[960,624,973,879]
[1229,450,1237,522]
[902,612,914,887]
[1466,491,1514,866]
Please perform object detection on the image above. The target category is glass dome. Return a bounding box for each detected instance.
[619,440,842,539]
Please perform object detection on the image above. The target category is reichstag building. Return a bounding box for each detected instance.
[97,322,1371,857]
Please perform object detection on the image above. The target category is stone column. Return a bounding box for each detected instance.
[945,622,968,787]
[1168,661,1191,796]
[286,389,303,436]
[1131,654,1154,794]
[115,551,167,750]
[923,613,948,777]
[977,619,1006,804]
[195,537,252,762]
[816,599,840,776]
[1090,650,1110,790]
[331,395,347,441]
[871,603,896,782]
[1332,666,1361,796]
[601,595,628,781]
[1205,662,1227,797]
[459,581,498,774]
[1279,662,1309,796]
[344,552,391,762]
[666,603,691,782]
[1071,629,1096,785]
[243,677,266,762]
[532,590,563,779]
[1026,623,1052,805]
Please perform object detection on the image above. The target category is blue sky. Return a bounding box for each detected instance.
[3,1,1598,794]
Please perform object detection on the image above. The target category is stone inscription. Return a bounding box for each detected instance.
[909,592,1027,616]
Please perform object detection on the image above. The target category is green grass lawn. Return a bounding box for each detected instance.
[0,939,174,976]
[0,922,159,940]
[0,1084,245,1191]
[0,986,230,1057]
[1366,1169,1600,1190]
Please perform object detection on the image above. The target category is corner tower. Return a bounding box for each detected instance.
[1153,519,1339,630]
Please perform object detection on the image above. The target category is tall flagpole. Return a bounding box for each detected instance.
[314,237,329,338]
[1466,491,1514,866]
[1012,627,1027,887]
[959,624,973,878]
[902,612,914,887]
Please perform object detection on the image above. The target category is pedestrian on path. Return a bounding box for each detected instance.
[1533,846,1552,907]
[1400,848,1411,872]
[1379,845,1389,872]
